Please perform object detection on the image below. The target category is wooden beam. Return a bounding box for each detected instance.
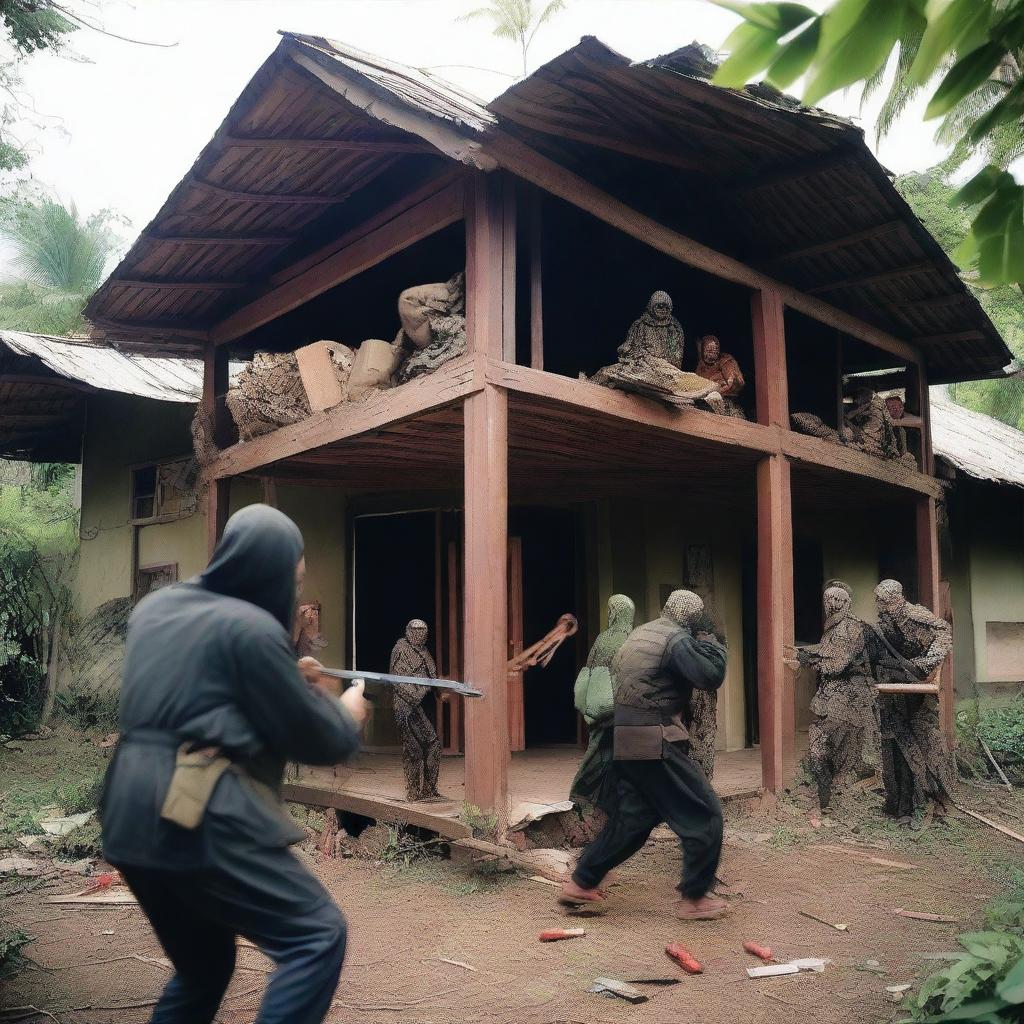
[728,148,858,195]
[91,319,210,341]
[915,495,952,741]
[146,233,296,246]
[761,219,905,264]
[751,289,788,428]
[482,133,920,364]
[502,175,517,363]
[756,453,795,792]
[529,189,544,371]
[891,294,972,314]
[807,261,933,295]
[269,166,465,287]
[203,342,232,452]
[462,384,510,819]
[208,355,480,479]
[221,135,435,154]
[211,180,465,345]
[913,330,985,345]
[190,176,352,205]
[207,478,230,560]
[109,278,250,291]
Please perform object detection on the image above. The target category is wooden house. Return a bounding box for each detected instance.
[17,35,1018,819]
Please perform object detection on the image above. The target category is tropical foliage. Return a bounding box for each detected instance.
[897,168,1024,428]
[458,0,567,76]
[713,0,1024,290]
[0,462,78,735]
[0,194,122,336]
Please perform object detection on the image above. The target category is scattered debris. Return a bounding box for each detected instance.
[747,963,799,978]
[893,909,958,923]
[587,977,648,1004]
[956,805,1024,846]
[799,910,849,931]
[39,811,94,837]
[434,957,477,972]
[665,943,703,974]
[979,737,1013,791]
[539,928,585,942]
[55,859,94,875]
[886,983,913,1002]
[450,837,571,881]
[816,844,918,870]
[809,815,822,829]
[0,857,41,876]
[528,875,561,887]
[747,958,831,980]
[857,959,887,975]
[509,800,575,831]
[16,836,46,852]
[46,877,133,906]
[627,978,681,986]
[97,733,119,749]
[743,941,774,962]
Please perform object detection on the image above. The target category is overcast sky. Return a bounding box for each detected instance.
[10,0,945,244]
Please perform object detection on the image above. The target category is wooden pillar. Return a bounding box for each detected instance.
[751,288,796,790]
[916,494,953,740]
[463,170,510,817]
[501,176,517,363]
[462,385,510,817]
[203,341,230,558]
[529,189,543,370]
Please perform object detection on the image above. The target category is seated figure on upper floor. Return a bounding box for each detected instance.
[695,334,747,419]
[393,271,467,384]
[590,291,725,412]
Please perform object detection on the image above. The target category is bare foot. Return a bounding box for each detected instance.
[558,879,605,906]
[674,894,729,920]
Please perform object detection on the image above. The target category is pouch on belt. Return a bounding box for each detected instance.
[160,743,231,830]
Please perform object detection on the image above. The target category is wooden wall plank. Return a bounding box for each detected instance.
[756,453,796,792]
[752,289,788,428]
[529,189,544,370]
[463,384,510,818]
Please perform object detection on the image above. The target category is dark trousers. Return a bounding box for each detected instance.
[120,848,346,1024]
[572,745,723,899]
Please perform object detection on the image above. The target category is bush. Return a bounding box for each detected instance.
[460,802,498,839]
[0,926,30,977]
[53,683,119,731]
[957,696,1024,785]
[50,817,102,860]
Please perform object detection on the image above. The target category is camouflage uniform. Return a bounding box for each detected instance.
[570,595,635,806]
[870,580,956,818]
[389,620,443,802]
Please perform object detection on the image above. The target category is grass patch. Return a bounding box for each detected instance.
[0,926,31,978]
[460,802,499,839]
[768,825,803,849]
[50,817,102,860]
[53,684,119,732]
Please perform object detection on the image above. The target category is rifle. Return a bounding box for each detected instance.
[318,666,484,699]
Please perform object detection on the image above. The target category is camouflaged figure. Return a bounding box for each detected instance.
[686,608,727,780]
[695,335,747,419]
[390,619,444,802]
[394,272,467,383]
[871,580,956,819]
[798,585,876,809]
[570,594,635,806]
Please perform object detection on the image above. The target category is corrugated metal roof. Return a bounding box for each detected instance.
[0,331,202,402]
[931,391,1024,489]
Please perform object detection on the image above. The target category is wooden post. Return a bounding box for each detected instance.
[203,341,231,558]
[756,454,796,791]
[751,289,788,427]
[502,175,517,363]
[464,170,510,818]
[462,385,510,818]
[529,189,543,370]
[916,494,952,740]
[751,288,795,790]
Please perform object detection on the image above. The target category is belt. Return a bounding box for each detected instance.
[120,728,182,748]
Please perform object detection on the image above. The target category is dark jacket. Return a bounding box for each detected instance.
[611,617,727,760]
[101,504,360,871]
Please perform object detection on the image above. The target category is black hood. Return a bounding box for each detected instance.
[200,504,303,630]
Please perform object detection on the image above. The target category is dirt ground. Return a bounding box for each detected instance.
[3,733,1024,1024]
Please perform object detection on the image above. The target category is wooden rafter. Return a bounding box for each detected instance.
[108,278,250,291]
[145,233,297,246]
[761,219,906,264]
[807,260,934,295]
[726,148,860,195]
[189,176,352,205]
[90,319,210,340]
[221,135,435,154]
[211,179,465,345]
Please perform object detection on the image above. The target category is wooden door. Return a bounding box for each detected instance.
[507,536,525,752]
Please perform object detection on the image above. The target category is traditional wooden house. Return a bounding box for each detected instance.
[11,35,1017,822]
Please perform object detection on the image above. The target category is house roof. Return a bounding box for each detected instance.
[83,33,1014,384]
[931,390,1024,489]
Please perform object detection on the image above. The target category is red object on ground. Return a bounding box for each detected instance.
[665,943,703,974]
[538,928,585,942]
[743,941,774,962]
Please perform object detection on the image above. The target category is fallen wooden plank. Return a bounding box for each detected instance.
[46,891,138,906]
[893,909,959,923]
[957,806,1024,845]
[815,844,918,870]
[979,737,1013,790]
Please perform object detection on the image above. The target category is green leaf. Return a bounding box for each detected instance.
[714,1,817,33]
[996,954,1024,1003]
[970,185,1022,241]
[977,220,1024,286]
[969,76,1024,142]
[932,997,1013,1021]
[803,0,910,105]
[714,22,782,87]
[909,0,992,85]
[925,41,1007,118]
[953,165,1004,207]
[766,19,822,89]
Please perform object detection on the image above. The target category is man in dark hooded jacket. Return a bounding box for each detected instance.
[560,590,728,920]
[101,504,366,1024]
